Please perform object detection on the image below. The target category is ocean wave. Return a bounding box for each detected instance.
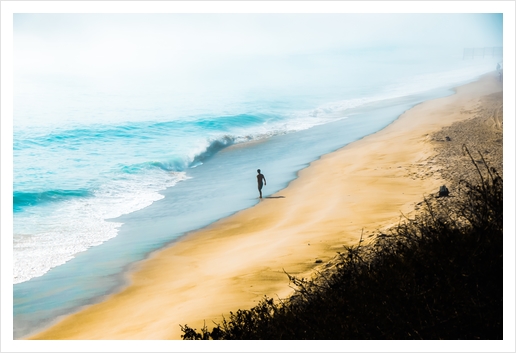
[121,159,189,174]
[194,113,275,130]
[13,189,92,212]
[13,169,189,284]
[190,135,236,167]
[119,135,236,173]
[14,122,177,150]
[14,113,272,150]
[138,113,346,171]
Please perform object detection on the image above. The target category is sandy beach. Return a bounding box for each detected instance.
[28,72,502,340]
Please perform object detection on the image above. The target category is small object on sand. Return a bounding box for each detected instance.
[445,136,451,141]
[315,259,323,264]
[439,185,449,197]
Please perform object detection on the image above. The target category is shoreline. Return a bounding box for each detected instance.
[28,72,502,340]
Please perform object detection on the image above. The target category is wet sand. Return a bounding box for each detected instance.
[29,72,502,340]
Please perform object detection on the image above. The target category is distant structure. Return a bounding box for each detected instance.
[463,47,503,60]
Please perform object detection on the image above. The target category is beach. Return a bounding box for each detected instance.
[28,72,502,340]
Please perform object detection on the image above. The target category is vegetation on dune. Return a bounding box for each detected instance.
[180,147,503,340]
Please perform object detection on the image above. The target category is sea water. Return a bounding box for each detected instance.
[13,51,498,338]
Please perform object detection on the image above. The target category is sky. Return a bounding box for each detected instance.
[11,12,504,107]
[13,13,503,81]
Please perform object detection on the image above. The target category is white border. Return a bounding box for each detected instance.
[1,0,515,14]
[2,1,514,352]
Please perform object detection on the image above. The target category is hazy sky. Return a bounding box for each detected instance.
[14,13,503,82]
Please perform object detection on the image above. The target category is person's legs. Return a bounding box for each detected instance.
[258,184,263,198]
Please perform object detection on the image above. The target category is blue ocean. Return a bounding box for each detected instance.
[13,43,499,337]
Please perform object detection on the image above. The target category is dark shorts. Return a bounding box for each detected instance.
[258,183,263,191]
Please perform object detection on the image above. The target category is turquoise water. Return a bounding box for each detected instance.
[13,49,498,337]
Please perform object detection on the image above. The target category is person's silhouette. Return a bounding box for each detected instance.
[257,169,266,198]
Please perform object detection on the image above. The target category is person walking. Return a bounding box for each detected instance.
[257,169,266,198]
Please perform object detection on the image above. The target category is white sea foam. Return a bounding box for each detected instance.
[13,170,188,284]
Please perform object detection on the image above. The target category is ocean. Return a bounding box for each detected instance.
[13,50,499,338]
